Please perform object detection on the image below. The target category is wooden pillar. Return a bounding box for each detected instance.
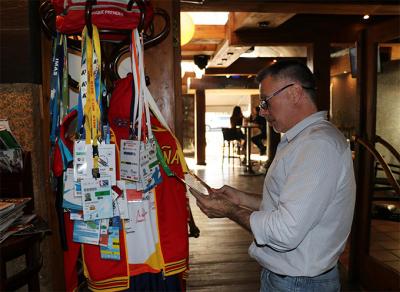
[307,39,331,112]
[195,89,206,165]
[145,0,183,142]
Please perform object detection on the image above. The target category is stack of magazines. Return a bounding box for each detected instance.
[0,198,35,243]
[0,127,23,173]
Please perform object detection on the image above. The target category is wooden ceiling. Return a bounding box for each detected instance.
[180,0,400,75]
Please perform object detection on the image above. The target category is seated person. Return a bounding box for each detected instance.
[229,106,246,142]
[250,106,267,155]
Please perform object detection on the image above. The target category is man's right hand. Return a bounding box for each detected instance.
[211,185,242,206]
[212,185,262,211]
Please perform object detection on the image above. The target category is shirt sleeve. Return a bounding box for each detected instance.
[250,138,342,251]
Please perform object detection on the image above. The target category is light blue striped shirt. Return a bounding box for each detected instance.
[249,111,356,277]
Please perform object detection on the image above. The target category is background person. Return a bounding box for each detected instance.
[190,60,356,292]
[229,105,246,146]
[250,106,267,155]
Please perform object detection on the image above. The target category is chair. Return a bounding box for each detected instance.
[221,128,242,164]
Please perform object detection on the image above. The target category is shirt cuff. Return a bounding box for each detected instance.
[250,210,267,245]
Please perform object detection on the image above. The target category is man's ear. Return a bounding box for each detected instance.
[290,84,303,104]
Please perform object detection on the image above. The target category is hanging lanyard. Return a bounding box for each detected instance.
[50,33,69,144]
[81,25,102,177]
[130,29,141,139]
[61,36,69,119]
[77,32,87,137]
[131,29,174,177]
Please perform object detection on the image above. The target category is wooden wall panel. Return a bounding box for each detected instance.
[144,0,182,141]
[0,0,42,83]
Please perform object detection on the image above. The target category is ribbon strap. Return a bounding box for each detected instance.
[50,33,69,144]
[82,25,102,177]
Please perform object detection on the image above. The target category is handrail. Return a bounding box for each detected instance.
[353,135,400,194]
[376,135,400,164]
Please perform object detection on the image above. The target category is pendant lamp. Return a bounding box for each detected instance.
[180,12,195,46]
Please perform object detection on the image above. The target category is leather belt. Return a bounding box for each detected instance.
[274,266,335,278]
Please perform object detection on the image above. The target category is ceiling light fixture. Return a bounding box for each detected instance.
[363,14,370,20]
[258,21,270,28]
[180,12,195,46]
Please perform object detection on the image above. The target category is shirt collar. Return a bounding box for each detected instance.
[282,111,327,143]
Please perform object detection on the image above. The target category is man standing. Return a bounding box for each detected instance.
[190,60,356,292]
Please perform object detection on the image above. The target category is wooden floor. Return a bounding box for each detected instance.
[186,155,265,292]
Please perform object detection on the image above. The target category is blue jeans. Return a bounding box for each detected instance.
[260,265,340,292]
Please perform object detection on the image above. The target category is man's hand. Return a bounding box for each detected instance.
[189,187,238,219]
[211,185,241,206]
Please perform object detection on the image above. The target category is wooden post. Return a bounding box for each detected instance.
[307,39,331,112]
[145,0,183,142]
[195,89,206,165]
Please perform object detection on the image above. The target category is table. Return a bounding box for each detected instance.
[239,124,264,176]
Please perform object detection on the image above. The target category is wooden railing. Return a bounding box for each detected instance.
[376,135,400,164]
[352,135,400,196]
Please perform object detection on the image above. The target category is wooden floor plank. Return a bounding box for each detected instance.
[187,161,264,291]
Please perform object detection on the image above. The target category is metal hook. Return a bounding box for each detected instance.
[39,1,57,39]
[85,0,96,38]
[135,0,147,33]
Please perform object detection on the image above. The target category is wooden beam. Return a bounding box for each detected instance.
[226,14,396,49]
[233,12,295,30]
[182,72,196,94]
[181,1,400,15]
[208,13,250,68]
[189,76,258,90]
[190,25,225,43]
[208,39,251,67]
[181,44,217,58]
[205,57,306,75]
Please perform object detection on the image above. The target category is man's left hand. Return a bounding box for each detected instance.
[189,188,237,218]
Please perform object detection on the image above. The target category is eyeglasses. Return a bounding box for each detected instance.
[259,83,316,110]
[259,83,294,110]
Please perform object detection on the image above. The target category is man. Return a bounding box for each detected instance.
[190,60,356,292]
[250,106,267,155]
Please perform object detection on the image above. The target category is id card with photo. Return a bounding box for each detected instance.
[81,177,113,221]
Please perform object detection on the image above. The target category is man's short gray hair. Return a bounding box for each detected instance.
[256,60,317,106]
